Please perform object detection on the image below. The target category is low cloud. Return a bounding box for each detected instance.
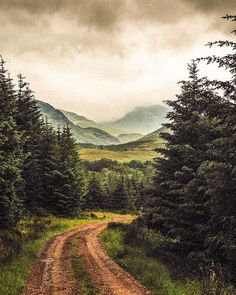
[0,0,235,121]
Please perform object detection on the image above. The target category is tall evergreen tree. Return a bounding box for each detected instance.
[51,125,85,216]
[110,177,128,210]
[15,74,44,214]
[0,58,23,229]
[148,62,225,254]
[147,15,236,282]
[197,15,236,278]
[85,173,103,209]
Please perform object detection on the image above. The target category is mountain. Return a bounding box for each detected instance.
[136,126,168,143]
[60,109,138,138]
[103,105,168,134]
[37,100,72,128]
[37,100,119,145]
[104,126,168,151]
[117,133,142,143]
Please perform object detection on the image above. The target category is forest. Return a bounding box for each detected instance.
[0,13,236,295]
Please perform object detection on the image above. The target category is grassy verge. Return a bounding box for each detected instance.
[101,224,236,295]
[71,234,100,295]
[0,214,102,295]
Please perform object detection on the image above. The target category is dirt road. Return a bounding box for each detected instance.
[22,221,150,295]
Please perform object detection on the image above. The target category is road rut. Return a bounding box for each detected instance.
[23,221,150,295]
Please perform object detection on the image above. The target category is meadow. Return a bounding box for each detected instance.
[80,148,156,162]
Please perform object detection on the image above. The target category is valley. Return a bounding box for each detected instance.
[37,100,168,162]
[1,5,236,295]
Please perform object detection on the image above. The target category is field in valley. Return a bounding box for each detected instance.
[80,148,157,162]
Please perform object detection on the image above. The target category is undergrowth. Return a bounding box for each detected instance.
[101,222,236,295]
[0,214,100,295]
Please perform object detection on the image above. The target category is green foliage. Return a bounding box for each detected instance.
[85,173,104,209]
[50,125,86,217]
[0,58,23,230]
[147,15,236,285]
[102,221,236,295]
[83,160,154,212]
[102,226,203,295]
[0,58,86,234]
[0,217,94,295]
[82,158,119,172]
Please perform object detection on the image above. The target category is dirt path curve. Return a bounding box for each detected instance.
[22,220,150,295]
[78,222,151,295]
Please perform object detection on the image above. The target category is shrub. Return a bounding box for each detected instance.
[0,230,21,262]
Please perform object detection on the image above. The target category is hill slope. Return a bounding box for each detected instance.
[37,100,119,145]
[103,105,168,134]
[61,110,126,136]
[79,127,168,162]
[104,126,168,151]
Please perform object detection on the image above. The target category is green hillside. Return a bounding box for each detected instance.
[61,109,138,138]
[136,126,168,142]
[117,133,142,143]
[37,101,168,147]
[37,100,119,145]
[104,126,168,151]
[79,126,168,162]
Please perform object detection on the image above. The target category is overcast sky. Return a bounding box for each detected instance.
[1,0,235,121]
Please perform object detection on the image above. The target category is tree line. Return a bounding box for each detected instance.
[0,57,152,236]
[0,59,85,232]
[83,159,153,211]
[147,15,236,282]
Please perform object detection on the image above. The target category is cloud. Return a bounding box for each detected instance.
[187,0,236,13]
[1,0,235,30]
[0,0,125,30]
[0,0,235,121]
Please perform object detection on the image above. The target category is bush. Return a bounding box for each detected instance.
[0,230,21,262]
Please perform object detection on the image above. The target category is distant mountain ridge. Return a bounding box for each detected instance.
[103,105,168,134]
[103,126,169,152]
[37,100,169,146]
[60,109,142,142]
[37,100,119,145]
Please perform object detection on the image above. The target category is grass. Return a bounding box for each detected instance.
[80,148,156,162]
[71,234,100,295]
[101,227,204,295]
[0,215,101,295]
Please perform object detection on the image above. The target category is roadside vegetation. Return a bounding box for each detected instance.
[102,221,236,295]
[0,214,102,295]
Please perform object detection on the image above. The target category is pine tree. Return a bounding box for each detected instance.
[51,125,85,216]
[85,173,103,209]
[147,15,236,281]
[0,58,23,229]
[148,62,225,254]
[15,74,44,214]
[37,122,59,214]
[111,177,128,211]
[197,15,236,279]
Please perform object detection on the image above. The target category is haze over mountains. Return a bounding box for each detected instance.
[37,100,168,146]
[37,101,119,145]
[103,105,168,134]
